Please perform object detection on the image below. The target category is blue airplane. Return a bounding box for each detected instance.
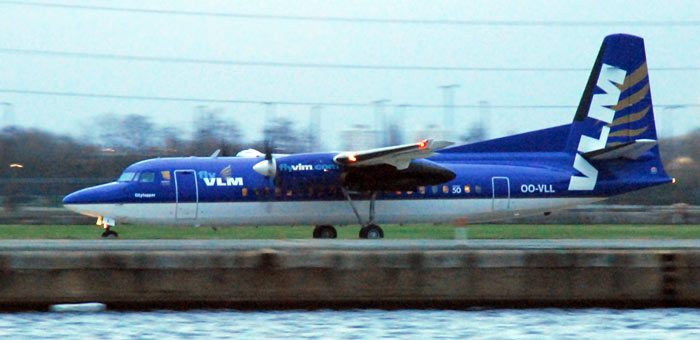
[64,34,672,238]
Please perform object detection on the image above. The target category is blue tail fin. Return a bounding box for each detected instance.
[566,34,670,191]
[567,34,658,152]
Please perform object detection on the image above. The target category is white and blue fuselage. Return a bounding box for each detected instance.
[62,147,666,227]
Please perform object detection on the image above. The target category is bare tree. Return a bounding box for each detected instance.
[190,107,243,156]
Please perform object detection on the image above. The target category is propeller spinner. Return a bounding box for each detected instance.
[253,140,277,177]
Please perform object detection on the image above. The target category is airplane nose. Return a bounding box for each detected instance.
[63,182,127,206]
[62,190,92,205]
[62,191,79,205]
[63,187,100,205]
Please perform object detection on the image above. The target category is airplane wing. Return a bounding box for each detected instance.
[333,139,453,170]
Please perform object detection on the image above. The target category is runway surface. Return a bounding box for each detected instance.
[1,239,700,251]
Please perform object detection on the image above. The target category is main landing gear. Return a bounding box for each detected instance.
[311,190,385,239]
[359,224,384,239]
[313,225,337,239]
[343,189,384,239]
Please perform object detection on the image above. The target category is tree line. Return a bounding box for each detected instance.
[0,109,312,208]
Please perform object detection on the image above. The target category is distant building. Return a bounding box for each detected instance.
[413,124,452,143]
[340,124,382,150]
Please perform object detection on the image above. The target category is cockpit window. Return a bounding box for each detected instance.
[117,172,136,182]
[139,171,156,183]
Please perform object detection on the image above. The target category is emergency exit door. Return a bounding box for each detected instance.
[491,176,511,211]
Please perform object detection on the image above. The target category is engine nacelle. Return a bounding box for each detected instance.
[342,158,455,191]
[254,153,455,191]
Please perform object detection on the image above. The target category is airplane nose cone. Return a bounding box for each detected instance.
[62,191,81,205]
[62,182,126,206]
[63,182,127,218]
[63,187,100,206]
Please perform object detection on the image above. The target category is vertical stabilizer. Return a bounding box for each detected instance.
[566,34,669,191]
[567,34,658,151]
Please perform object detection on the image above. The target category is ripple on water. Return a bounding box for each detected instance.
[0,309,699,340]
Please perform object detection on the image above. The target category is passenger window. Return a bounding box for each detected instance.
[418,186,426,195]
[161,171,171,185]
[242,188,248,197]
[254,188,261,196]
[275,188,282,196]
[264,187,271,196]
[139,171,155,183]
[442,185,449,194]
[475,185,482,194]
[465,185,471,194]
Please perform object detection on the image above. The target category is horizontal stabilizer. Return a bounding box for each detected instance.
[334,139,453,170]
[583,139,657,160]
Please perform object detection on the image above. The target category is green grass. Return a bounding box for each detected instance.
[0,224,698,240]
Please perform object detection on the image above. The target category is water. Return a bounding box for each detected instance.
[0,309,698,339]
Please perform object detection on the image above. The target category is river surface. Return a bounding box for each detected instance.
[1,308,699,339]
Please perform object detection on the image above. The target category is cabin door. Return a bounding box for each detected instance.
[491,176,511,211]
[175,170,199,219]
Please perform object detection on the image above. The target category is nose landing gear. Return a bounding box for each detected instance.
[101,225,118,238]
[98,217,119,238]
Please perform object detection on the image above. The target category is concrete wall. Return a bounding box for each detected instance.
[1,241,699,309]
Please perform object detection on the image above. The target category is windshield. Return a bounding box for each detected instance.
[117,172,136,182]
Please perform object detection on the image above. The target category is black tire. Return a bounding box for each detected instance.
[359,226,368,239]
[101,230,118,238]
[313,225,337,239]
[359,225,383,239]
[366,225,384,239]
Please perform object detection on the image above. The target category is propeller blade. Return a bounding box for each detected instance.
[264,139,273,161]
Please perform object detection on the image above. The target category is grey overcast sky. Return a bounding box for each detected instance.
[0,0,699,149]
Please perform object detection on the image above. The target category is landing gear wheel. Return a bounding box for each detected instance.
[101,230,118,238]
[313,225,337,239]
[359,224,384,239]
